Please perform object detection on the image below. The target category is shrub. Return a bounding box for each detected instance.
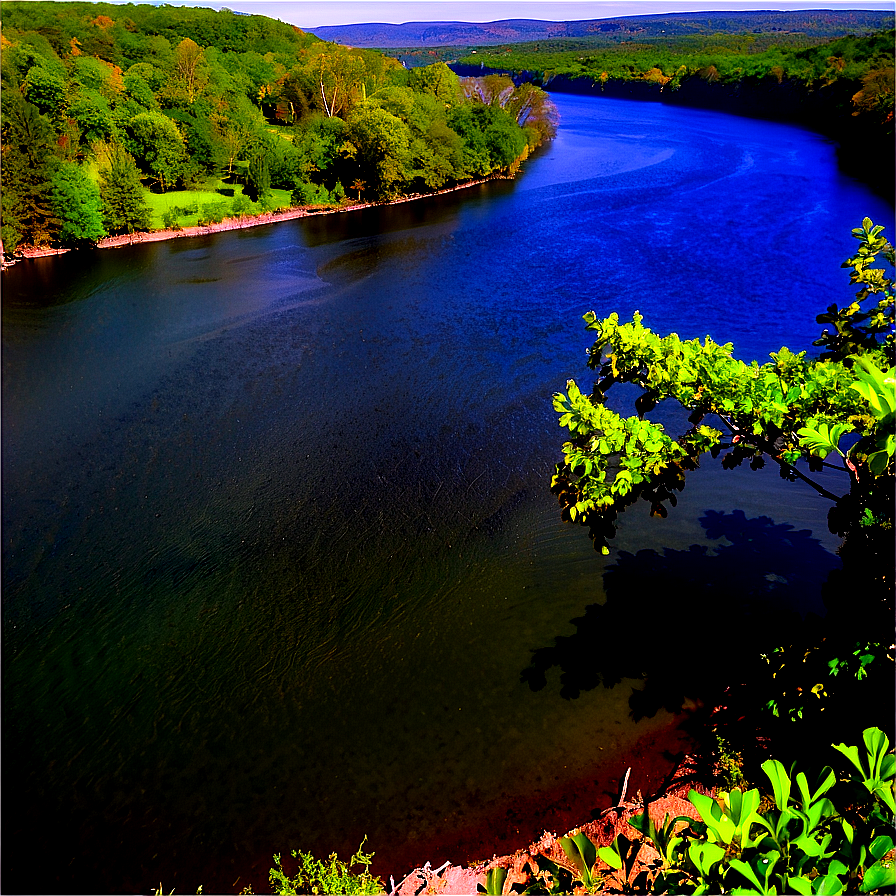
[269,838,384,895]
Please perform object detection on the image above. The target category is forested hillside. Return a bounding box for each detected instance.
[311,10,894,49]
[0,2,556,254]
[458,28,895,94]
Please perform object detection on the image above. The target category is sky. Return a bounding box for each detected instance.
[128,1,896,29]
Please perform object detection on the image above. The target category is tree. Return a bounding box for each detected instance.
[21,60,67,118]
[69,89,116,144]
[99,144,151,234]
[305,46,366,118]
[124,110,187,191]
[550,218,894,749]
[244,141,271,201]
[408,62,460,104]
[344,105,412,199]
[169,37,208,104]
[0,92,60,249]
[447,102,527,177]
[51,161,106,245]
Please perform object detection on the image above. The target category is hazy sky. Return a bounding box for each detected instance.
[148,1,896,28]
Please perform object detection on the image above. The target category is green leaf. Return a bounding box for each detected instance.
[832,741,865,780]
[787,877,813,895]
[763,760,792,811]
[689,790,736,845]
[687,840,725,877]
[869,835,894,862]
[860,861,896,893]
[727,857,768,892]
[796,767,836,810]
[597,844,622,870]
[813,873,845,895]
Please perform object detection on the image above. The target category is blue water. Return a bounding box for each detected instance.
[2,94,892,893]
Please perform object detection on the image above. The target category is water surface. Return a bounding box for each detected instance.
[3,94,891,893]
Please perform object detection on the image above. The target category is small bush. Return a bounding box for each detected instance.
[230,194,253,218]
[291,179,339,208]
[162,208,183,231]
[269,838,384,895]
[196,200,229,226]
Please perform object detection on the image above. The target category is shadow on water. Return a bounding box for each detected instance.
[520,510,838,719]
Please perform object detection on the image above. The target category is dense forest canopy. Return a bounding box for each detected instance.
[0,2,556,253]
[457,27,895,101]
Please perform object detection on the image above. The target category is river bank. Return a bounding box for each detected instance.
[0,176,500,269]
[451,64,895,202]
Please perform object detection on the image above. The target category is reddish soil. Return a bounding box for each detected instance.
[382,715,718,895]
[390,733,716,896]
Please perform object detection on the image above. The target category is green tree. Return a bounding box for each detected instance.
[51,161,106,245]
[0,92,60,249]
[345,105,412,199]
[244,141,271,201]
[69,89,116,145]
[407,62,460,104]
[21,60,67,119]
[99,144,151,234]
[122,68,158,110]
[551,218,894,750]
[124,110,187,191]
[447,102,527,177]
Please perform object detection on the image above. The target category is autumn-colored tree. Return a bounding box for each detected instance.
[170,38,208,104]
[852,65,895,132]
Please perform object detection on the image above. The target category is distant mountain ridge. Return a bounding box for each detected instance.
[308,10,894,47]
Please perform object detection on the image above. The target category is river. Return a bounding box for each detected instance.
[2,93,892,894]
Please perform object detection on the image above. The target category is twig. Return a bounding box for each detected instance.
[617,767,632,807]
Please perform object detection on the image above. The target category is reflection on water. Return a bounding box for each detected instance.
[521,509,838,715]
[2,94,892,894]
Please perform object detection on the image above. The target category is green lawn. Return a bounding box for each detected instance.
[142,180,293,229]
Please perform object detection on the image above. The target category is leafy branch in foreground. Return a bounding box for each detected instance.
[551,218,893,743]
[552,218,894,556]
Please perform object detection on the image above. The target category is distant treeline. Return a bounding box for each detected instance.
[313,10,894,50]
[457,29,895,94]
[0,1,557,253]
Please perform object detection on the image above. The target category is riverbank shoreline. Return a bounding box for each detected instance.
[225,711,716,896]
[451,64,895,203]
[0,175,502,269]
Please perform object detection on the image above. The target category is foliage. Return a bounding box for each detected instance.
[625,727,893,894]
[98,144,152,234]
[196,200,230,226]
[1,2,554,250]
[124,110,188,191]
[508,729,894,894]
[50,160,106,244]
[551,218,893,758]
[459,29,894,104]
[269,838,384,895]
[551,217,893,550]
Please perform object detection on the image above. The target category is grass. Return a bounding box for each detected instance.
[142,179,293,230]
